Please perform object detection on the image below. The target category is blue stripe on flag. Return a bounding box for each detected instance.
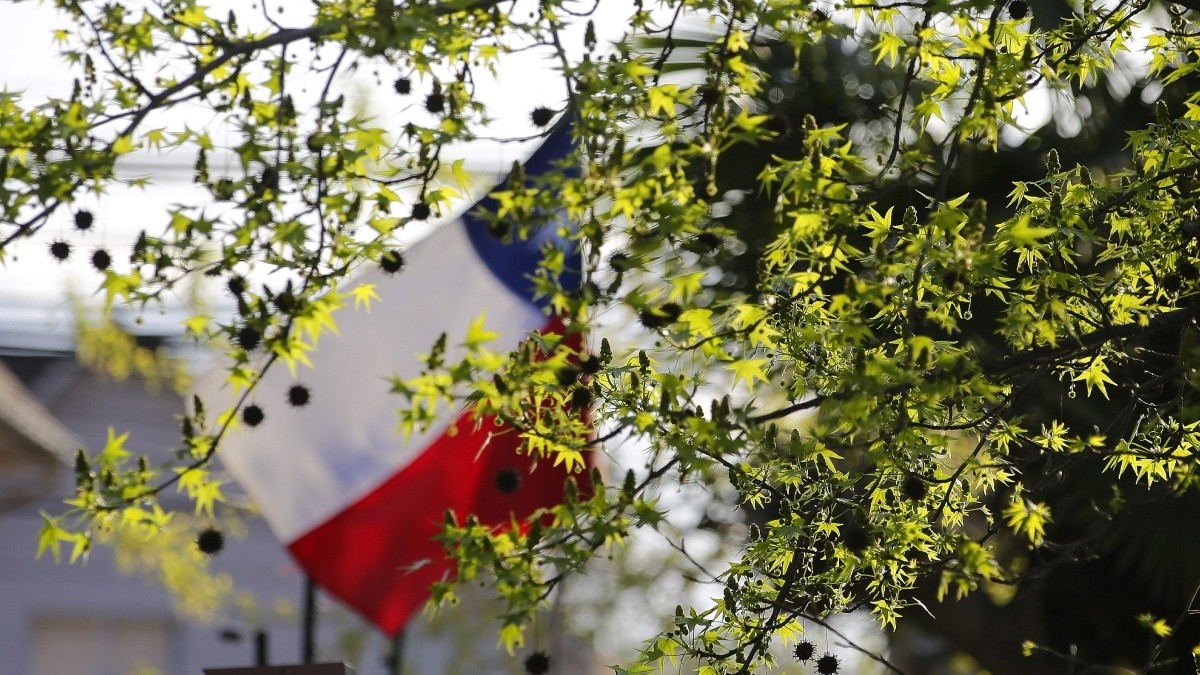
[462,125,581,309]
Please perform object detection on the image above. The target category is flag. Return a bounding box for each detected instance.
[195,127,583,635]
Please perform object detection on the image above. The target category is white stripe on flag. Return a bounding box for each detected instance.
[197,221,547,543]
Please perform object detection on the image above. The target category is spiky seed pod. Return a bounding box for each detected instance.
[640,303,683,329]
[242,404,265,427]
[578,355,601,375]
[696,232,722,250]
[74,210,94,231]
[793,640,816,663]
[1008,0,1028,18]
[902,474,928,501]
[237,326,261,351]
[523,651,551,674]
[411,202,431,221]
[570,387,593,410]
[274,289,297,313]
[816,652,840,675]
[380,249,405,274]
[259,167,280,193]
[196,528,225,555]
[841,524,870,553]
[50,240,71,261]
[425,91,445,114]
[287,385,311,408]
[495,468,520,494]
[556,366,581,387]
[91,249,111,271]
[530,106,555,127]
[394,77,411,94]
[639,309,668,329]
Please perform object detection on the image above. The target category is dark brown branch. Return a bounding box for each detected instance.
[983,301,1200,375]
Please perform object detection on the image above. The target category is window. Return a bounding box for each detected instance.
[32,615,173,675]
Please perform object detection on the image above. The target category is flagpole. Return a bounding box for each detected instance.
[302,576,317,663]
[254,630,268,666]
[391,629,406,675]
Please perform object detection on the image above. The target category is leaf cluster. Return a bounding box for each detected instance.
[11,0,1200,671]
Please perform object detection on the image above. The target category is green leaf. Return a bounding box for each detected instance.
[497,623,524,654]
[647,84,680,117]
[112,134,137,155]
[450,159,471,191]
[463,313,499,349]
[101,427,131,461]
[351,283,380,311]
[1003,214,1057,247]
[36,514,64,562]
[727,358,769,392]
[1073,355,1116,398]
[182,314,210,339]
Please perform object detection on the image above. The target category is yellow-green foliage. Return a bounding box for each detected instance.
[11,0,1200,671]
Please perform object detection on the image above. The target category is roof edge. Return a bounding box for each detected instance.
[0,358,82,464]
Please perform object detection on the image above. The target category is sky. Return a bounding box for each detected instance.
[0,0,631,349]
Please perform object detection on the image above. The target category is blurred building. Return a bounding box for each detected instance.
[0,315,602,675]
[0,319,310,675]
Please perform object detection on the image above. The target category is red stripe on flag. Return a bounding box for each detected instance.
[287,325,588,635]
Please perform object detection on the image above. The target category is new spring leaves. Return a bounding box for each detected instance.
[13,0,1200,672]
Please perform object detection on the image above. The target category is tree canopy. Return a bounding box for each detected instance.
[12,0,1200,671]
